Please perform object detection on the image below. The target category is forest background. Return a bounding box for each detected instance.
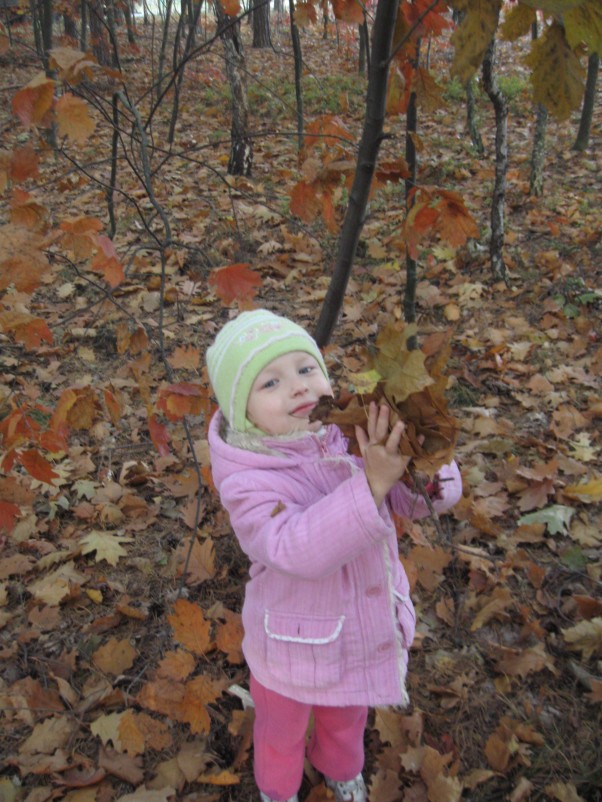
[0,1,601,802]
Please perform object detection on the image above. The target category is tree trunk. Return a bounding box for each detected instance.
[215,0,253,176]
[79,0,87,49]
[573,52,599,152]
[88,0,111,65]
[123,0,136,44]
[466,78,484,156]
[358,19,369,75]
[404,41,420,347]
[482,37,508,282]
[314,0,401,347]
[41,0,53,70]
[530,102,548,196]
[289,0,304,150]
[167,0,203,143]
[104,0,121,68]
[529,19,547,196]
[252,0,270,47]
[157,0,174,94]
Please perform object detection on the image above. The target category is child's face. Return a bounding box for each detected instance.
[246,351,333,435]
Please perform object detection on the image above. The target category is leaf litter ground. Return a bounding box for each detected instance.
[0,15,601,802]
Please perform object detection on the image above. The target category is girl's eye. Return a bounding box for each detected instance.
[262,378,277,389]
[299,365,314,375]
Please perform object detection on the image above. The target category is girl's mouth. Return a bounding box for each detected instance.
[291,402,316,417]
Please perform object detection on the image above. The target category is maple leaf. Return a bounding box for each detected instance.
[222,0,241,16]
[0,500,20,533]
[48,47,99,83]
[157,383,204,422]
[215,609,244,664]
[92,637,137,675]
[208,263,261,306]
[55,93,96,144]
[168,598,213,656]
[12,73,55,127]
[91,235,125,287]
[168,345,200,370]
[565,1,602,55]
[525,22,585,121]
[10,145,39,182]
[0,311,53,349]
[60,216,103,259]
[148,414,171,455]
[451,0,502,84]
[294,2,318,27]
[156,649,196,682]
[499,3,536,41]
[561,618,602,660]
[79,530,133,566]
[518,505,575,535]
[332,0,365,25]
[18,448,59,484]
[0,225,49,293]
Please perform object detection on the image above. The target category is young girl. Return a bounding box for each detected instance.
[206,309,462,802]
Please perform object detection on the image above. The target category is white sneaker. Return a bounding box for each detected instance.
[259,794,298,802]
[324,773,367,802]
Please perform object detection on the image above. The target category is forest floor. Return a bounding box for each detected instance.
[1,11,602,802]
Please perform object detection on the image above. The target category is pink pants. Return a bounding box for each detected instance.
[250,675,368,801]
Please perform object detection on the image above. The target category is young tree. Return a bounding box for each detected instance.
[573,52,599,151]
[215,0,253,175]
[252,0,271,47]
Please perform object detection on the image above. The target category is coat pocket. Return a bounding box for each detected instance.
[394,591,416,649]
[264,610,345,689]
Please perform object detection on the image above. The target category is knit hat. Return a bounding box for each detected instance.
[206,309,329,432]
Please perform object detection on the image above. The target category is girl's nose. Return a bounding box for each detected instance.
[291,377,308,395]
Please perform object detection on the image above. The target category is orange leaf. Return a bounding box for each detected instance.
[55,93,96,143]
[91,235,125,287]
[18,449,59,484]
[156,649,196,681]
[209,263,261,306]
[295,2,318,26]
[104,387,123,425]
[434,189,479,248]
[10,145,39,182]
[168,598,213,656]
[168,345,200,370]
[157,383,204,422]
[222,0,241,15]
[48,47,98,84]
[148,414,170,456]
[0,312,53,349]
[215,609,244,665]
[12,73,55,127]
[0,225,50,292]
[332,0,364,25]
[0,500,20,533]
[60,216,103,259]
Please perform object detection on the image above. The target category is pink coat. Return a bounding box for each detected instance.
[208,411,462,707]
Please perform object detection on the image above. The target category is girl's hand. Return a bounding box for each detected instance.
[355,402,410,507]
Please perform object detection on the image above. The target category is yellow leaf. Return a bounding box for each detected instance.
[563,477,602,503]
[499,3,536,41]
[92,637,137,675]
[168,598,213,656]
[451,0,503,84]
[91,712,124,750]
[87,588,103,603]
[347,369,382,394]
[525,22,585,120]
[79,530,133,566]
[55,93,96,144]
[565,0,602,55]
[561,618,602,660]
[196,769,240,786]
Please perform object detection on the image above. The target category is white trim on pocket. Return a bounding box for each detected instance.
[264,612,345,645]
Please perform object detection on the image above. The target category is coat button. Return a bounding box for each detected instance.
[377,641,393,653]
[366,586,382,597]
